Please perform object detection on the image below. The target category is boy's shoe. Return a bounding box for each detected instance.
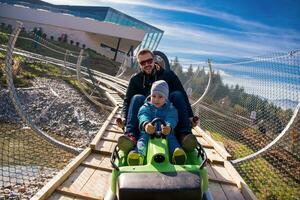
[172,148,187,165]
[127,151,144,166]
[180,133,197,152]
[118,133,136,153]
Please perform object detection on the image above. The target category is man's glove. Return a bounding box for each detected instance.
[145,123,155,134]
[116,118,125,129]
[190,116,199,128]
[161,125,171,135]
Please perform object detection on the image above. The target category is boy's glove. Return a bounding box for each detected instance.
[145,123,155,134]
[116,118,125,129]
[161,125,171,135]
[190,116,199,128]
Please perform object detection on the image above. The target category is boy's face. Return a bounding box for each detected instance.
[150,92,166,108]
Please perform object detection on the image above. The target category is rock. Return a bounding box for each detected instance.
[3,188,11,194]
[18,186,26,193]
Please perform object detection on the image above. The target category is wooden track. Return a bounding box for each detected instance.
[32,79,257,200]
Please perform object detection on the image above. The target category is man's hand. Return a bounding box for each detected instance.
[145,123,155,134]
[161,125,171,135]
[116,118,125,129]
[190,116,199,128]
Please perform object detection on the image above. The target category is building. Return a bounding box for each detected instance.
[0,0,164,63]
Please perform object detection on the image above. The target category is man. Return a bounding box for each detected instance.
[118,49,198,153]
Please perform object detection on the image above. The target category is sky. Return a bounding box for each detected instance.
[42,0,300,102]
[43,0,300,64]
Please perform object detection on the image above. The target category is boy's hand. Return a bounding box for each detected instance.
[145,123,155,134]
[190,116,199,128]
[161,125,171,135]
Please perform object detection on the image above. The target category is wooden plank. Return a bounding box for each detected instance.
[95,140,115,152]
[82,153,112,169]
[224,161,257,200]
[56,186,103,200]
[197,137,214,148]
[105,91,118,106]
[60,166,95,191]
[80,169,111,198]
[102,131,120,141]
[209,176,237,186]
[241,182,258,200]
[223,161,246,188]
[222,184,246,200]
[204,148,225,165]
[81,163,112,172]
[47,192,77,200]
[106,124,123,133]
[82,153,106,166]
[209,182,228,200]
[194,126,232,160]
[207,163,237,186]
[211,164,235,183]
[90,106,119,149]
[32,148,92,200]
[92,149,112,156]
[112,114,122,119]
[206,164,217,179]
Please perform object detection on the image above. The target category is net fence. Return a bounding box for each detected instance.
[0,21,113,199]
[171,52,300,199]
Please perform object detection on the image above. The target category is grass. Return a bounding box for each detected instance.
[0,54,66,88]
[210,130,300,199]
[0,123,74,169]
[1,26,120,76]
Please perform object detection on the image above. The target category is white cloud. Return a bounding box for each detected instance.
[46,0,300,37]
[221,75,300,101]
[216,69,232,77]
[97,0,299,37]
[153,23,298,62]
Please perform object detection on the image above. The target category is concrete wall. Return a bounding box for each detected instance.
[0,4,144,62]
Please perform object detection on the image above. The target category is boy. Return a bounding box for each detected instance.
[127,80,187,166]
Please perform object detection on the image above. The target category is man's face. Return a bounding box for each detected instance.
[138,53,154,75]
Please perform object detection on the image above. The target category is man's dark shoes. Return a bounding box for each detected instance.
[180,133,197,152]
[118,133,136,153]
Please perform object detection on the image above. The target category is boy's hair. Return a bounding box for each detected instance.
[137,49,154,60]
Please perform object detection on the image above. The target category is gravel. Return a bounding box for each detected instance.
[0,77,112,199]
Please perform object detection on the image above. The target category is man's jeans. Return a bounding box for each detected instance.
[125,94,146,137]
[125,91,191,138]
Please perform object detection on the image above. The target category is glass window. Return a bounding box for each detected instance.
[153,33,163,50]
[150,32,159,50]
[146,32,154,49]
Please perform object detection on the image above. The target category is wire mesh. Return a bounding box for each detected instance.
[0,21,113,199]
[171,51,300,199]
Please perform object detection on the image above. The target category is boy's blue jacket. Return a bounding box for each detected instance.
[138,96,178,132]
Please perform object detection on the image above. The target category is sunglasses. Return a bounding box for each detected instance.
[139,58,153,66]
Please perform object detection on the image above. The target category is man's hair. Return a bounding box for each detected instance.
[137,49,154,61]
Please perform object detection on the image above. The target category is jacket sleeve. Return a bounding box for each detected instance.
[170,71,194,118]
[137,105,152,131]
[165,105,178,131]
[122,76,138,119]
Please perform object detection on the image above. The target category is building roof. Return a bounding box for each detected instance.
[0,0,163,34]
